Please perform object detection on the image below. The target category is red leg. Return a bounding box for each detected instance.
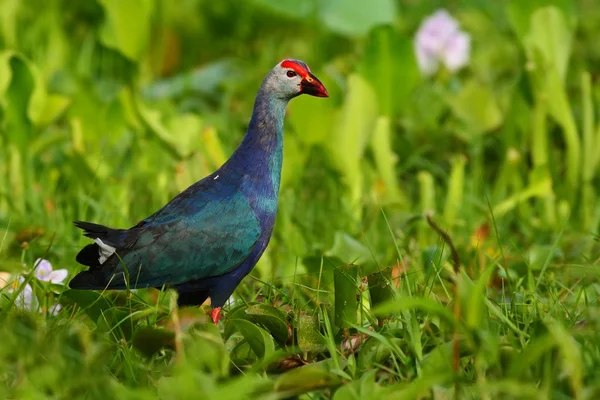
[211,307,222,325]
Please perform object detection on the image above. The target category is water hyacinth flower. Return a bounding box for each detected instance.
[414,9,471,76]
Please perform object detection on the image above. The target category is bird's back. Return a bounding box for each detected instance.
[71,169,266,290]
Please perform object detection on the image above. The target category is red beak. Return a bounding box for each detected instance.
[300,72,329,97]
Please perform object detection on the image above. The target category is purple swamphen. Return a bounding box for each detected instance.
[69,59,328,324]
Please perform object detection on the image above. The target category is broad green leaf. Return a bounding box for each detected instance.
[367,267,396,309]
[0,51,45,118]
[525,6,574,82]
[297,312,326,353]
[326,231,373,268]
[0,50,16,100]
[0,53,46,146]
[442,155,467,228]
[333,263,359,330]
[274,360,342,397]
[233,319,275,360]
[318,0,396,37]
[244,304,289,345]
[359,26,419,116]
[136,99,184,160]
[524,7,579,190]
[370,116,404,204]
[328,74,377,218]
[98,0,154,61]
[447,79,503,137]
[36,94,71,126]
[143,60,239,100]
[506,0,575,44]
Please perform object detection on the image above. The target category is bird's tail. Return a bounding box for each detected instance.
[69,270,112,290]
[74,221,124,267]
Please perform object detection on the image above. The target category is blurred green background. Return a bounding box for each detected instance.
[2,0,600,277]
[2,0,600,397]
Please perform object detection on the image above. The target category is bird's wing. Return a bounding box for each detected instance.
[93,193,261,289]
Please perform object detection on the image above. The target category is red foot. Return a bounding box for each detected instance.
[211,307,222,325]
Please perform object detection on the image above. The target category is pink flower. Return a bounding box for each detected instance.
[414,9,471,76]
[34,259,68,284]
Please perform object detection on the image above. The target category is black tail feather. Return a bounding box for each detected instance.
[75,244,101,267]
[74,221,117,241]
[69,270,110,290]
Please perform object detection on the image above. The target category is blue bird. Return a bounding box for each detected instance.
[69,60,328,324]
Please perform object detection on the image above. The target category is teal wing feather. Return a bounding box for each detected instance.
[102,194,261,288]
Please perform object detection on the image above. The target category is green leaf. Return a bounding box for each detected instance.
[370,116,404,204]
[0,50,16,100]
[332,370,382,400]
[318,0,396,37]
[442,155,467,228]
[287,79,335,146]
[546,320,583,397]
[244,304,290,345]
[0,52,47,146]
[525,6,574,82]
[326,231,373,269]
[373,297,456,327]
[297,312,326,353]
[329,74,377,217]
[506,0,575,49]
[465,265,496,330]
[447,79,503,137]
[61,289,114,323]
[36,94,71,126]
[508,333,555,378]
[274,360,343,397]
[367,267,396,310]
[232,319,275,360]
[384,373,453,400]
[132,327,176,357]
[135,98,184,160]
[98,0,154,61]
[359,26,419,116]
[333,264,359,330]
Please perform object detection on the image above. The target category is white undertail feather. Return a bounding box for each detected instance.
[95,238,116,264]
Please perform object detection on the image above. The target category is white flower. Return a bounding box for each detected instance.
[43,303,62,316]
[414,9,471,76]
[226,296,236,308]
[34,259,68,284]
[1,258,65,316]
[7,277,35,310]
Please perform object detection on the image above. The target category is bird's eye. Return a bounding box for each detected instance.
[286,70,297,78]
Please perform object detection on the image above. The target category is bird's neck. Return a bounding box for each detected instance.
[229,89,287,195]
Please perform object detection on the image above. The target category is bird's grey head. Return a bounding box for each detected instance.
[261,59,329,101]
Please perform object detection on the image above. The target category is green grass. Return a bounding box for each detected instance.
[2,0,600,398]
